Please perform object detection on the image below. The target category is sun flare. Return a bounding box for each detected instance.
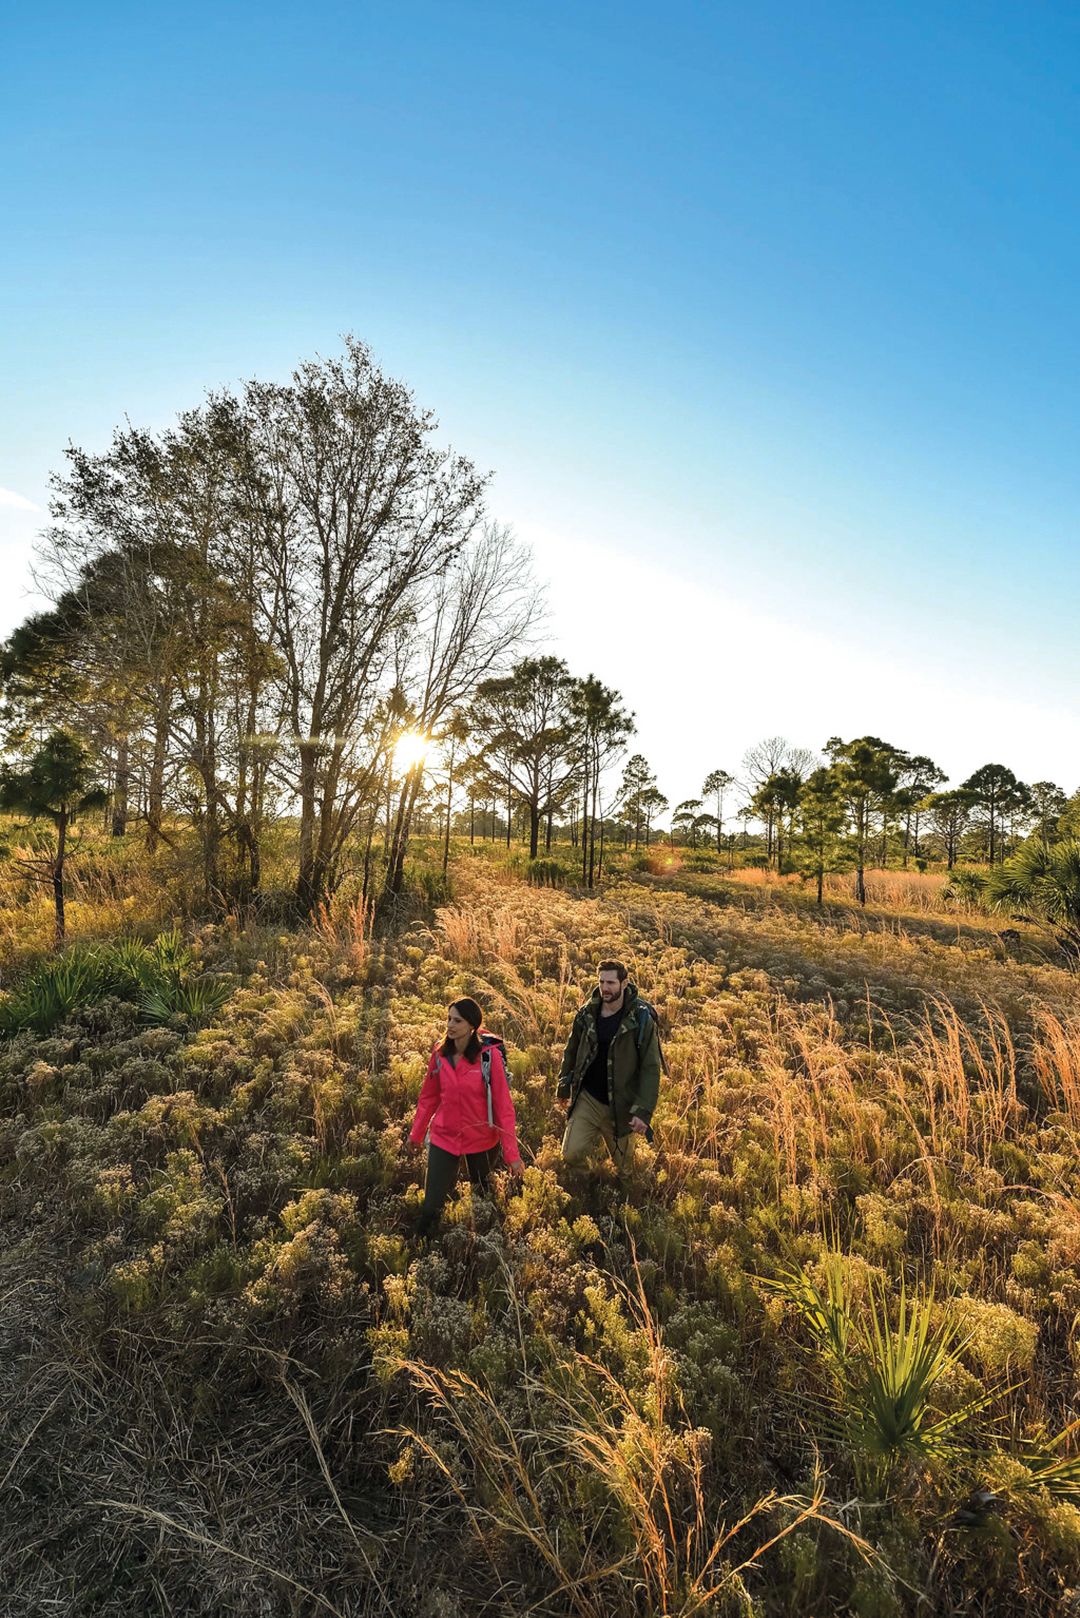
[394,729,431,772]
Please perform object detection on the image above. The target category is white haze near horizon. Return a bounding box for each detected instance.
[4,501,1079,816]
[525,526,1080,812]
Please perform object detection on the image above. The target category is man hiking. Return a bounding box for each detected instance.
[557,959,661,1180]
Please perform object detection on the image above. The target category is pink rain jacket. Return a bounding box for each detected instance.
[409,1038,522,1164]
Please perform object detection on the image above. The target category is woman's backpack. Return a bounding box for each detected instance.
[478,1032,506,1125]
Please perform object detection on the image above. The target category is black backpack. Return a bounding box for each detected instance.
[634,1001,669,1076]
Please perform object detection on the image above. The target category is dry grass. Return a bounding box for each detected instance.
[1032,1009,1080,1122]
[392,1261,877,1618]
[7,840,1080,1614]
[822,870,951,912]
[312,892,374,977]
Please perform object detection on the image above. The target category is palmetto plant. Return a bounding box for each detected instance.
[849,1282,994,1469]
[0,947,113,1035]
[0,932,228,1036]
[986,839,1080,957]
[138,970,231,1026]
[764,1255,996,1492]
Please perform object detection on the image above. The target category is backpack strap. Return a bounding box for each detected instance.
[636,1002,669,1077]
[480,1042,495,1125]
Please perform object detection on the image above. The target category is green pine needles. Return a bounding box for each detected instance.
[0,929,231,1036]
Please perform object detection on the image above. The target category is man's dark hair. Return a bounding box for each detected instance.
[597,959,628,982]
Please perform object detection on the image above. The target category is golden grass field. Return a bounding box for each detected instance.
[4,838,1080,1615]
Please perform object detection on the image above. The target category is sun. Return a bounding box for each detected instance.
[394,729,431,772]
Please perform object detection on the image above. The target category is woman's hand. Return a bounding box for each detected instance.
[506,1159,525,1178]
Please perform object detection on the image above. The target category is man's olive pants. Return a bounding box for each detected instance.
[561,1089,633,1177]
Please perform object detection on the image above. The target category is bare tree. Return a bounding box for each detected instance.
[384,524,540,894]
[237,339,489,909]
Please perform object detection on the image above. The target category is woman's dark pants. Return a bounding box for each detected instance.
[419,1143,499,1234]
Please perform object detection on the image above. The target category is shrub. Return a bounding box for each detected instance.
[0,932,230,1037]
[526,857,571,888]
[763,1255,996,1492]
[943,870,987,911]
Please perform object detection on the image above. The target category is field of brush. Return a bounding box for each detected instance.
[4,842,1080,1616]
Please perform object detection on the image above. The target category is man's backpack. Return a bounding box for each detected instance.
[479,1032,506,1126]
[635,1001,669,1077]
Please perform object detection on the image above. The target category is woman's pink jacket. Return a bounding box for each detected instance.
[409,1040,521,1164]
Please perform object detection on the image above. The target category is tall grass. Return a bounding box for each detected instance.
[311,891,373,977]
[393,1264,875,1616]
[6,841,1080,1614]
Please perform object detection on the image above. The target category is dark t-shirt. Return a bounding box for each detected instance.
[582,1006,622,1104]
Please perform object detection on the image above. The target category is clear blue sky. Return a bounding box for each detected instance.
[4,1,1080,801]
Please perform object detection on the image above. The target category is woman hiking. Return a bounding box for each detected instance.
[409,997,523,1235]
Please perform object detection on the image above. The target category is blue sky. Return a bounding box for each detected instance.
[4,1,1080,801]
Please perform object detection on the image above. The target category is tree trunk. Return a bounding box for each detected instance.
[361,810,378,903]
[195,712,223,911]
[587,748,599,888]
[296,740,320,908]
[442,761,454,876]
[385,765,425,896]
[146,696,169,854]
[53,811,68,945]
[111,733,129,837]
[505,766,512,850]
[581,768,590,885]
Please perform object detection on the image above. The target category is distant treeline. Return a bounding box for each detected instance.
[1,342,1075,922]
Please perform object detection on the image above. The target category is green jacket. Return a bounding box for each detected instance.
[556,983,661,1135]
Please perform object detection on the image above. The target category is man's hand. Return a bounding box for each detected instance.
[506,1159,525,1179]
[556,1088,571,1109]
[629,1116,649,1136]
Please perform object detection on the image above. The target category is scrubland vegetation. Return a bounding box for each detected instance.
[7,344,1080,1614]
[5,832,1080,1617]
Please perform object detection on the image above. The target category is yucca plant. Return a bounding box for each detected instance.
[765,1258,997,1493]
[1010,1421,1080,1502]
